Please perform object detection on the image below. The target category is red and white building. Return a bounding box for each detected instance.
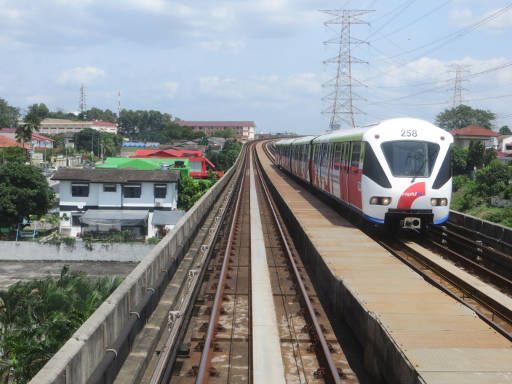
[131,148,217,178]
[450,125,500,149]
[177,120,255,141]
[0,128,54,149]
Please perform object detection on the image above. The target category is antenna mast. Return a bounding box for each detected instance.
[79,83,87,118]
[322,9,373,130]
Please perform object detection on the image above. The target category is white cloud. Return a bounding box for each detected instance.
[450,5,512,30]
[58,66,106,84]
[163,81,179,98]
[197,72,322,107]
[199,40,246,52]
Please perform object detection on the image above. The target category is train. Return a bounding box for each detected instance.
[273,118,453,230]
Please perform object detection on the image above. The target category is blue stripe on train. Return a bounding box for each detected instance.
[363,214,385,224]
[433,215,449,225]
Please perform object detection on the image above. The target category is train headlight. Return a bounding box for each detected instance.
[370,196,392,205]
[431,198,448,206]
[381,197,391,206]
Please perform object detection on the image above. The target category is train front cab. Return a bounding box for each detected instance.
[361,125,453,231]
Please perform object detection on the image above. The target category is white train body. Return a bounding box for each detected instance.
[273,118,454,229]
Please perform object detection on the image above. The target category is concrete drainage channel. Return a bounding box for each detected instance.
[29,148,246,384]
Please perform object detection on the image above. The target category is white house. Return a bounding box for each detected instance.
[52,168,182,239]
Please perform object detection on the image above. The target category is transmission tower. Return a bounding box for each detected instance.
[449,64,471,108]
[79,83,87,118]
[322,9,373,130]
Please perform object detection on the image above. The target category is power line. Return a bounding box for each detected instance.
[364,3,512,82]
[366,0,418,39]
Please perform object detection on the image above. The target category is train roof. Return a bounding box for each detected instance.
[290,135,317,145]
[273,138,297,146]
[312,118,450,143]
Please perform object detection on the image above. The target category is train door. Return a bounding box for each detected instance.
[331,143,341,199]
[348,142,363,209]
[311,144,319,188]
[340,142,349,202]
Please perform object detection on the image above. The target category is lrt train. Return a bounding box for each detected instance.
[273,118,453,230]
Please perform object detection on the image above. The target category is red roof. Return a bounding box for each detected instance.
[0,136,31,149]
[0,128,54,142]
[450,125,500,138]
[32,132,54,142]
[131,149,216,169]
[177,121,255,127]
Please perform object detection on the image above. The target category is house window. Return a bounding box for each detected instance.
[103,183,117,192]
[71,183,89,197]
[123,184,141,198]
[154,184,167,198]
[71,214,82,226]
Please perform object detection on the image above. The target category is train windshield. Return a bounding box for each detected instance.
[381,141,439,178]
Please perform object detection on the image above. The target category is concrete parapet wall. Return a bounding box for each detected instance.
[449,210,512,246]
[29,151,243,384]
[0,241,152,262]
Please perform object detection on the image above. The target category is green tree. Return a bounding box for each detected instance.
[466,141,485,171]
[16,104,44,153]
[0,99,19,128]
[0,162,54,228]
[475,160,511,198]
[0,147,25,164]
[27,103,49,121]
[214,128,235,138]
[436,104,496,131]
[79,107,117,123]
[499,125,511,135]
[451,145,468,176]
[0,266,121,383]
[74,129,122,157]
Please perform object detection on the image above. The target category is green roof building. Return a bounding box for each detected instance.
[97,157,190,178]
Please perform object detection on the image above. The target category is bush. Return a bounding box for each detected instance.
[0,266,121,382]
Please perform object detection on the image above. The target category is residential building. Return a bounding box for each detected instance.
[0,128,54,149]
[39,118,118,135]
[131,148,216,178]
[52,168,181,239]
[0,135,31,150]
[177,120,255,141]
[450,125,500,149]
[96,157,190,178]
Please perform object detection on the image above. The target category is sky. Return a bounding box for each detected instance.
[1,0,512,135]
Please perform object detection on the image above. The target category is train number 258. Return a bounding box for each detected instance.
[401,129,417,137]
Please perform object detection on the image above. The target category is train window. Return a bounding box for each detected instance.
[381,141,440,178]
[363,142,392,188]
[333,143,342,169]
[351,142,361,168]
[432,145,452,189]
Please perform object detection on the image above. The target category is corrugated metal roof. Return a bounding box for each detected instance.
[52,168,180,182]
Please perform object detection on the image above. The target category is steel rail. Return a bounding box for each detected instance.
[253,146,342,384]
[195,158,247,384]
[377,237,512,342]
[147,147,248,384]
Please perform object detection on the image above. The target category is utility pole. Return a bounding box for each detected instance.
[117,90,121,120]
[322,9,373,130]
[449,64,471,108]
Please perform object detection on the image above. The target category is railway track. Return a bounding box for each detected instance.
[264,140,512,344]
[118,143,359,384]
